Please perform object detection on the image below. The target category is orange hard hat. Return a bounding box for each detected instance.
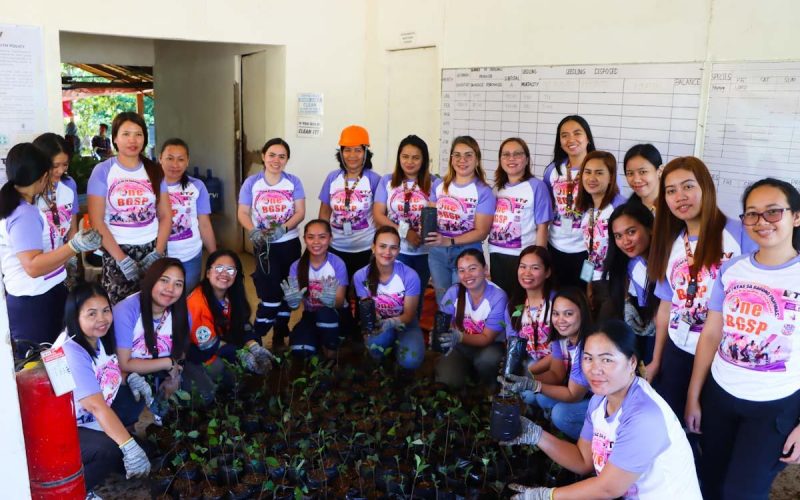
[338,125,370,147]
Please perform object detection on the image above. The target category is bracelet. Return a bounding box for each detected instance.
[551,487,556,500]
[119,437,134,449]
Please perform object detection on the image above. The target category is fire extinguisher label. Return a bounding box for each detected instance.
[42,346,76,397]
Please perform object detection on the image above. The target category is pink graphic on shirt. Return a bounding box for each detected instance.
[44,204,73,248]
[107,179,156,227]
[489,197,522,249]
[463,317,485,336]
[584,214,610,270]
[132,329,173,359]
[551,178,581,229]
[718,281,793,372]
[667,255,728,332]
[437,195,475,237]
[168,190,193,241]
[305,279,325,311]
[330,189,370,231]
[98,356,122,407]
[591,432,613,473]
[519,324,551,359]
[387,188,428,230]
[374,293,405,319]
[254,189,294,229]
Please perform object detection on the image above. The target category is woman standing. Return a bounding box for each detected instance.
[646,157,755,420]
[426,136,495,305]
[489,138,552,294]
[319,126,381,337]
[0,143,101,353]
[160,138,216,292]
[87,112,172,304]
[238,138,305,348]
[686,178,800,499]
[543,116,597,288]
[373,135,437,315]
[623,143,663,212]
[32,133,79,257]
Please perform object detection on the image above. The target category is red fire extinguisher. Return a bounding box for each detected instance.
[16,363,85,499]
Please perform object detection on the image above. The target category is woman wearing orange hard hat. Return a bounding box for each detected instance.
[319,125,382,339]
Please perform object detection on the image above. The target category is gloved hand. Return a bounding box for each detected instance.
[267,225,287,242]
[238,348,260,373]
[498,374,541,395]
[248,343,275,374]
[508,484,554,500]
[66,255,79,273]
[126,373,154,406]
[67,228,102,253]
[119,438,151,479]
[280,276,306,309]
[625,300,655,337]
[249,228,269,248]
[500,416,543,447]
[139,250,165,273]
[379,317,404,332]
[117,256,140,281]
[438,328,463,355]
[319,276,339,309]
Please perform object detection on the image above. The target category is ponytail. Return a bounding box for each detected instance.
[0,143,50,219]
[0,182,23,220]
[366,254,380,296]
[297,248,311,291]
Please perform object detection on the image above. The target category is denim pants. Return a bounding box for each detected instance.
[522,392,590,441]
[428,242,482,306]
[366,319,425,370]
[182,251,203,293]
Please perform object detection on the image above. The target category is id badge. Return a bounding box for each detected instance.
[41,332,76,396]
[580,260,594,283]
[343,221,353,236]
[674,319,692,346]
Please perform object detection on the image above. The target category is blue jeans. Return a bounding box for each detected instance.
[366,319,425,370]
[522,392,590,440]
[182,252,203,293]
[428,242,482,306]
[397,253,430,318]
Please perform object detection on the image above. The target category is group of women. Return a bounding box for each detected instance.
[1,110,798,498]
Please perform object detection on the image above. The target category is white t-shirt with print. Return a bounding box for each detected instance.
[167,177,211,261]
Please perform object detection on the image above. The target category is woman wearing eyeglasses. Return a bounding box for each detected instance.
[238,138,305,349]
[183,250,273,402]
[489,137,552,294]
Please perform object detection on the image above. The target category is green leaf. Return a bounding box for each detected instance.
[512,304,524,317]
[175,389,191,401]
[187,430,199,439]
[387,425,397,437]
[266,456,280,467]
[411,439,424,445]
[208,418,218,428]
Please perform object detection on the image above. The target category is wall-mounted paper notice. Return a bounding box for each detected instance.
[298,92,324,116]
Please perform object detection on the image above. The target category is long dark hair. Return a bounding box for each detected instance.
[623,143,662,207]
[297,219,333,291]
[199,250,251,345]
[453,248,487,331]
[159,137,191,189]
[33,133,72,181]
[391,135,431,195]
[366,226,401,296]
[0,143,50,220]
[603,203,657,322]
[551,115,596,176]
[508,245,554,332]
[742,178,800,251]
[112,112,163,198]
[494,137,533,190]
[139,258,188,359]
[64,282,116,359]
[546,286,592,345]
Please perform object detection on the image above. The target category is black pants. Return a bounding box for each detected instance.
[547,244,587,290]
[329,247,372,340]
[8,283,67,358]
[700,376,800,500]
[252,237,302,344]
[78,427,124,490]
[653,336,694,420]
[489,252,519,297]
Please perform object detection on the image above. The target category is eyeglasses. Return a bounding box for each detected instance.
[500,151,526,159]
[451,152,475,161]
[266,152,287,161]
[739,208,791,226]
[213,265,237,276]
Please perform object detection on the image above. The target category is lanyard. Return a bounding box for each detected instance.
[587,208,598,263]
[344,174,361,209]
[682,232,699,308]
[525,297,545,341]
[565,162,576,210]
[402,180,418,217]
[153,310,169,338]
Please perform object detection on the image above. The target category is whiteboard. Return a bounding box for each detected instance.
[440,63,704,185]
[704,61,800,217]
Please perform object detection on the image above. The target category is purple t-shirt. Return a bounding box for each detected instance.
[430,178,495,238]
[441,281,507,341]
[353,260,421,319]
[63,336,122,430]
[288,252,349,311]
[113,292,176,359]
[239,171,305,244]
[318,169,382,253]
[489,178,553,255]
[374,174,441,256]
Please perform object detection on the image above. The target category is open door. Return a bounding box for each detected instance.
[240,51,269,254]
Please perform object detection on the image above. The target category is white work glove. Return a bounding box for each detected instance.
[139,250,165,273]
[498,374,541,395]
[280,276,306,309]
[319,276,339,309]
[508,484,554,500]
[116,256,140,281]
[267,225,287,242]
[500,416,543,447]
[248,343,275,374]
[438,328,463,355]
[119,438,151,479]
[249,228,268,247]
[126,373,153,406]
[67,229,102,253]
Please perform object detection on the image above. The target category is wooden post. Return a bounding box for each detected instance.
[136,93,144,115]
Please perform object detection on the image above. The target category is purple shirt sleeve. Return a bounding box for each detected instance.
[570,343,589,387]
[192,178,212,215]
[367,170,381,196]
[63,178,80,215]
[654,278,673,302]
[64,340,102,401]
[542,163,556,191]
[288,173,306,200]
[611,193,627,208]
[86,161,112,196]
[504,309,516,339]
[440,285,458,314]
[353,266,369,298]
[289,260,299,279]
[531,178,553,224]
[608,389,670,473]
[113,295,140,350]
[485,285,508,332]
[475,182,497,215]
[550,339,564,360]
[318,170,338,205]
[329,253,350,286]
[374,175,390,204]
[580,395,604,441]
[7,204,44,253]
[400,262,421,296]
[708,257,739,312]
[429,178,441,202]
[238,174,258,206]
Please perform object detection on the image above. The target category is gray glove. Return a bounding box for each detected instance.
[139,250,165,273]
[500,416,543,447]
[280,276,307,309]
[66,255,78,273]
[67,228,102,253]
[508,484,554,500]
[126,373,154,406]
[249,228,268,247]
[248,343,274,374]
[319,276,338,309]
[379,317,404,332]
[625,300,656,337]
[238,348,260,373]
[438,328,463,354]
[116,256,140,281]
[119,438,151,479]
[267,225,287,242]
[499,374,541,395]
